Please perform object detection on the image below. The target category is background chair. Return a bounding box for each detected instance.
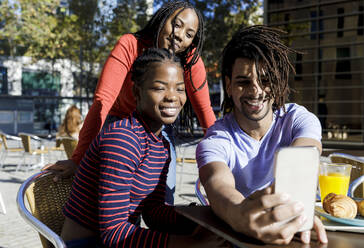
[175,137,201,190]
[17,171,73,248]
[0,132,24,170]
[0,192,6,215]
[47,137,66,162]
[195,178,209,206]
[59,137,77,159]
[329,153,364,198]
[18,133,49,171]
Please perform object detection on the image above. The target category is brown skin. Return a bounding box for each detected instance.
[199,58,327,245]
[61,61,229,247]
[43,7,200,180]
[158,8,198,54]
[133,62,186,135]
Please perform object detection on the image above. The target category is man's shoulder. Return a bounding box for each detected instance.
[205,114,235,139]
[276,103,311,118]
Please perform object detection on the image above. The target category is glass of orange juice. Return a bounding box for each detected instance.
[319,162,351,202]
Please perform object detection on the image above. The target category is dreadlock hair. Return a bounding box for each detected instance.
[221,25,298,115]
[131,48,183,88]
[135,0,205,90]
[135,1,205,135]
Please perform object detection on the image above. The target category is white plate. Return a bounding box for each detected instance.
[315,202,364,233]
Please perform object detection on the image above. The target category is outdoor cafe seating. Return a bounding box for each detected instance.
[16,151,364,248]
[0,132,24,170]
[17,171,72,248]
[0,192,6,215]
[18,133,49,172]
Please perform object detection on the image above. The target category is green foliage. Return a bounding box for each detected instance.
[17,0,80,61]
[0,0,262,97]
[0,0,22,56]
[98,0,149,60]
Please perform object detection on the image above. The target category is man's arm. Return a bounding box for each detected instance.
[199,162,244,230]
[291,137,322,154]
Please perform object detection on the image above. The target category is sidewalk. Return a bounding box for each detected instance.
[0,138,200,248]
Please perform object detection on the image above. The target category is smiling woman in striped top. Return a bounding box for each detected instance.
[60,48,229,248]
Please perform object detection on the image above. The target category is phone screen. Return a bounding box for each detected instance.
[274,146,320,232]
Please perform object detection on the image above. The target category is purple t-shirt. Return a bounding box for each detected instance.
[196,103,322,197]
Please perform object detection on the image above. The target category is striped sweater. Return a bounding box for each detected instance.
[63,112,183,247]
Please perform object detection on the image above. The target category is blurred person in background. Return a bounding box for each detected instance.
[57,105,83,140]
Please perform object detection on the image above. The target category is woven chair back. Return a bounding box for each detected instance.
[61,137,77,159]
[55,139,62,148]
[19,134,32,153]
[0,134,9,150]
[25,173,73,248]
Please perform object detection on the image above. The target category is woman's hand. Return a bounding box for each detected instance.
[42,159,77,182]
[168,226,231,248]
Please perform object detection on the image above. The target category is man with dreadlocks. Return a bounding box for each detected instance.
[196,25,328,245]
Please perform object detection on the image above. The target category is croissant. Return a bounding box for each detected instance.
[323,193,357,219]
[356,200,364,217]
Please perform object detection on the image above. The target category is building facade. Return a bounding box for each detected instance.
[264,0,364,147]
[0,57,98,135]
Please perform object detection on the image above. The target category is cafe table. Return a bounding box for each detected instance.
[175,205,364,248]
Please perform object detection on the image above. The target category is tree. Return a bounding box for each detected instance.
[155,0,263,84]
[99,0,150,59]
[0,0,22,56]
[66,0,150,103]
[17,0,79,61]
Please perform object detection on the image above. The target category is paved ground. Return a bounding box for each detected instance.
[0,137,201,248]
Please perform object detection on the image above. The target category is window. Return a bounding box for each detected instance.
[18,111,33,124]
[310,10,323,40]
[0,66,8,94]
[21,70,60,96]
[358,6,364,35]
[0,111,14,123]
[335,48,351,79]
[337,8,344,37]
[269,0,284,9]
[318,48,322,81]
[295,54,303,81]
[21,70,60,125]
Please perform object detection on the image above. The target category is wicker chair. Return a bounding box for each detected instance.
[17,171,73,248]
[18,133,49,171]
[59,137,78,159]
[0,132,24,170]
[47,138,66,162]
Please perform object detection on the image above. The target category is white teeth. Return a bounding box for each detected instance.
[161,107,179,116]
[246,101,262,106]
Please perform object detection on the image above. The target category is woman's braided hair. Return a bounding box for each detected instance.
[135,1,205,134]
[131,48,182,88]
[135,0,204,77]
[221,25,298,114]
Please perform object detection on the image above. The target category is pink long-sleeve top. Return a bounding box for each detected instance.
[71,34,216,164]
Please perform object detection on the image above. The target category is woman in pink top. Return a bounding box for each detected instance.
[45,1,216,204]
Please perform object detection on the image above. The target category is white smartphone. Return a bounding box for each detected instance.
[274,146,320,232]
